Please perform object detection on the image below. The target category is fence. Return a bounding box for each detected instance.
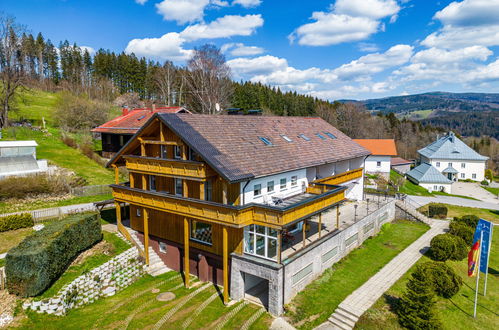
[0,267,5,290]
[0,203,112,223]
[70,184,112,197]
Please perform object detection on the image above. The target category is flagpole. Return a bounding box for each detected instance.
[484,224,493,296]
[473,230,483,318]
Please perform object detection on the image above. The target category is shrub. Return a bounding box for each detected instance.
[428,204,448,219]
[455,214,479,228]
[481,180,489,186]
[449,221,474,245]
[430,234,468,261]
[0,214,34,232]
[397,264,441,329]
[0,173,75,200]
[485,169,493,181]
[427,262,463,298]
[5,213,102,297]
[56,92,110,132]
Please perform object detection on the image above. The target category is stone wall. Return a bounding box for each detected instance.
[23,247,145,315]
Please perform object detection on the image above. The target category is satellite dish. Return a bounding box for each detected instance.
[215,103,221,112]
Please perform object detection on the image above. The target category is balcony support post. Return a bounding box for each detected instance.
[140,142,145,156]
[277,230,282,264]
[113,165,119,185]
[183,217,190,288]
[318,213,322,239]
[143,208,150,265]
[200,181,205,200]
[114,201,122,227]
[336,205,340,229]
[130,173,134,188]
[142,174,147,190]
[302,220,307,248]
[223,226,229,304]
[183,179,188,198]
[222,180,228,205]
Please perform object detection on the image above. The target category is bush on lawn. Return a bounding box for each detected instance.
[481,180,489,186]
[455,214,479,229]
[0,214,34,232]
[449,221,474,245]
[430,234,467,261]
[426,262,463,299]
[5,213,102,297]
[428,204,448,219]
[397,264,441,330]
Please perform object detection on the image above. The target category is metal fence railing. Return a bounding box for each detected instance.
[70,184,112,197]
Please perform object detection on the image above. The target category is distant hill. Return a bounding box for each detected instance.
[341,92,499,138]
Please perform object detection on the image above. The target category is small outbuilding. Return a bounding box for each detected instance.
[390,157,413,174]
[406,162,453,193]
[0,141,48,179]
[353,139,397,179]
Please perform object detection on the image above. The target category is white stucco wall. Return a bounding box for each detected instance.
[420,182,453,194]
[429,158,486,181]
[364,155,391,174]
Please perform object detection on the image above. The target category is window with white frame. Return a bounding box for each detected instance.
[433,185,438,190]
[205,180,213,201]
[461,173,465,178]
[448,162,453,167]
[267,181,274,193]
[244,225,278,260]
[472,174,476,179]
[291,176,298,187]
[160,145,167,159]
[149,175,156,191]
[175,178,183,196]
[436,162,440,167]
[190,220,212,245]
[280,178,287,190]
[254,184,262,197]
[159,242,167,253]
[376,161,381,167]
[461,163,465,168]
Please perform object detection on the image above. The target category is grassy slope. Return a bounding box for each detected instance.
[482,186,499,196]
[1,89,115,185]
[0,194,112,214]
[418,203,499,222]
[285,220,430,329]
[356,216,498,330]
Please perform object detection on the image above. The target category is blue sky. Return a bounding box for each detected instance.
[3,0,499,100]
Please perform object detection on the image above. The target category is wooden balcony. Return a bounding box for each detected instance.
[313,168,363,185]
[111,184,346,228]
[124,155,214,180]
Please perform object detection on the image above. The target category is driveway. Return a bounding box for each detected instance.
[451,182,498,203]
[408,195,499,211]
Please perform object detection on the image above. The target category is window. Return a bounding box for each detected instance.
[119,135,124,146]
[106,135,111,144]
[205,180,213,201]
[461,163,465,168]
[448,162,453,167]
[175,178,183,196]
[244,225,278,260]
[299,134,310,141]
[434,185,438,190]
[190,220,212,245]
[472,174,477,179]
[436,162,440,167]
[267,181,274,193]
[159,242,167,253]
[461,173,465,178]
[189,148,197,161]
[280,178,287,190]
[136,208,141,217]
[259,137,273,146]
[254,184,262,197]
[281,135,292,142]
[174,145,182,159]
[324,132,337,139]
[291,176,298,187]
[316,133,326,140]
[149,175,156,191]
[160,145,168,159]
[376,161,381,167]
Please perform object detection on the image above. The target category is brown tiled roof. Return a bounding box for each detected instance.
[391,157,413,166]
[353,139,398,156]
[158,114,370,182]
[92,107,189,134]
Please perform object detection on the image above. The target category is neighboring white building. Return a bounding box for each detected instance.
[406,162,453,193]
[353,139,397,180]
[418,132,488,182]
[0,141,48,179]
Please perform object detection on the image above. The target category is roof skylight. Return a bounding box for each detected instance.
[324,132,337,139]
[259,137,273,146]
[281,135,292,142]
[316,133,326,140]
[299,134,310,141]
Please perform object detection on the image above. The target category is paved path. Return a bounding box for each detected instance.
[451,182,498,204]
[317,220,448,330]
[408,195,499,211]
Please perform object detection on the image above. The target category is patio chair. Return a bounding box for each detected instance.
[272,196,283,206]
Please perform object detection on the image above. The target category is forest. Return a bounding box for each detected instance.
[0,14,497,172]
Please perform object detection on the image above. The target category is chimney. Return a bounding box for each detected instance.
[122,107,129,116]
[152,103,156,112]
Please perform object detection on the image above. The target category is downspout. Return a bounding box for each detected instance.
[242,180,251,205]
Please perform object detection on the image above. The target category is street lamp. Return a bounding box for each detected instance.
[354,204,358,222]
[366,198,370,214]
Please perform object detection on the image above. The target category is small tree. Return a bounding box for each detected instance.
[427,262,463,299]
[455,215,479,228]
[449,221,474,245]
[430,234,467,261]
[55,92,109,131]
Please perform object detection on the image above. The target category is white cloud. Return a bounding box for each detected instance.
[290,13,379,46]
[135,0,148,4]
[227,55,288,76]
[465,59,499,83]
[358,42,380,52]
[80,46,95,55]
[290,0,401,46]
[412,46,492,64]
[125,32,193,61]
[334,0,400,20]
[180,14,263,40]
[222,43,264,56]
[233,0,261,8]
[422,0,499,49]
[155,0,210,24]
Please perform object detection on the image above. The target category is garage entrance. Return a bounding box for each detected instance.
[243,273,269,309]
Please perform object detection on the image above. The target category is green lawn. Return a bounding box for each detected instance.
[356,218,498,330]
[0,227,34,254]
[0,194,112,214]
[12,89,60,126]
[482,186,499,196]
[432,191,480,200]
[1,127,114,185]
[285,220,430,329]
[390,170,432,196]
[418,203,499,223]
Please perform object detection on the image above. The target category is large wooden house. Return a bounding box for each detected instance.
[107,113,370,314]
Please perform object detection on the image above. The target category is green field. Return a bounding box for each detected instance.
[482,186,499,196]
[285,220,430,329]
[357,215,498,330]
[11,89,60,125]
[418,203,499,223]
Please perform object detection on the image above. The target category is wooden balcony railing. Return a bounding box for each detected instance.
[111,184,346,228]
[313,168,363,185]
[124,155,214,180]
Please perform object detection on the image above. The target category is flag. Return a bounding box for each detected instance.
[468,239,480,277]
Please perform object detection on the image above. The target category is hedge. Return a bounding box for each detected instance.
[0,213,34,232]
[428,204,448,219]
[449,221,474,245]
[5,213,102,297]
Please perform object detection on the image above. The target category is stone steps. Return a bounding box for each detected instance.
[126,229,170,277]
[328,306,360,330]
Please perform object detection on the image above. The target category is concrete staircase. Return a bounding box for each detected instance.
[126,229,170,277]
[395,200,432,225]
[327,305,361,330]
